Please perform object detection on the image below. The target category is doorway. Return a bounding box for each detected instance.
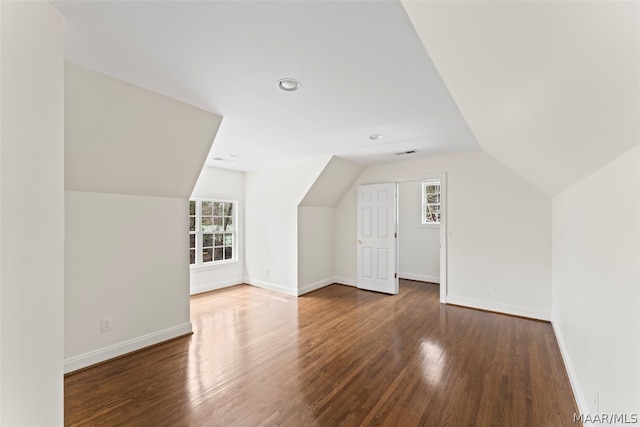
[397,179,442,290]
[397,173,447,302]
[356,174,447,302]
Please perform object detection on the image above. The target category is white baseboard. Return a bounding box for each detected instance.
[64,322,193,374]
[190,277,243,295]
[298,278,335,296]
[399,272,440,284]
[244,277,356,296]
[334,276,440,287]
[552,320,589,421]
[244,277,298,296]
[334,276,357,287]
[445,295,550,321]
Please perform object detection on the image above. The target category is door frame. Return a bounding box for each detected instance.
[379,172,448,303]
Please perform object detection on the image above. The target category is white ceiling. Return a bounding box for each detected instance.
[402,0,640,196]
[52,0,480,172]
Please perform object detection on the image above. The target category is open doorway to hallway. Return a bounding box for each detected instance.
[397,178,442,290]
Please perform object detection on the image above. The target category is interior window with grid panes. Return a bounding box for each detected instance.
[422,180,441,225]
[190,199,235,265]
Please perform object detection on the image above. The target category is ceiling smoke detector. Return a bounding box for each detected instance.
[369,133,384,140]
[277,78,301,92]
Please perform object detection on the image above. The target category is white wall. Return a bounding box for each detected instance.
[334,183,358,287]
[244,157,330,295]
[398,181,440,283]
[335,151,552,320]
[65,62,221,198]
[298,207,335,294]
[0,2,65,424]
[297,156,363,293]
[190,166,245,294]
[552,146,640,418]
[64,64,221,372]
[65,192,191,371]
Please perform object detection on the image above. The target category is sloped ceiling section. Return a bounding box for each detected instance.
[402,1,640,196]
[299,156,365,207]
[65,62,222,198]
[53,0,480,172]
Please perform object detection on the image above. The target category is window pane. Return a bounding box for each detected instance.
[424,205,441,222]
[190,200,237,265]
[425,213,437,223]
[425,184,440,194]
[203,248,213,263]
[426,194,440,204]
[202,217,213,232]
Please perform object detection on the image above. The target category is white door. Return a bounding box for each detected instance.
[356,183,398,294]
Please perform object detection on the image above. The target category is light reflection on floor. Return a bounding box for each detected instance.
[420,339,445,386]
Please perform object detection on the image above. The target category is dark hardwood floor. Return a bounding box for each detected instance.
[65,280,579,426]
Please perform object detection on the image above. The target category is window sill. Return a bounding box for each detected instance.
[190,259,239,272]
[419,223,441,229]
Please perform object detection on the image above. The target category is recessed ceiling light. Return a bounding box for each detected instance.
[369,134,384,140]
[230,153,241,158]
[277,78,301,92]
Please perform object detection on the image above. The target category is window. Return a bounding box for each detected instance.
[421,180,441,225]
[189,199,236,266]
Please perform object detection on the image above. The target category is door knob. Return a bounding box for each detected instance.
[357,240,362,244]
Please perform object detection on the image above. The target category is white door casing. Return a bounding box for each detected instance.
[356,183,398,294]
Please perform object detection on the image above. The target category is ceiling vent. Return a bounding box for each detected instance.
[395,150,417,156]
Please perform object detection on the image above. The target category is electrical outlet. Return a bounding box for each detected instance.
[101,317,112,332]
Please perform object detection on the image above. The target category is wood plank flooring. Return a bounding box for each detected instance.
[65,280,579,426]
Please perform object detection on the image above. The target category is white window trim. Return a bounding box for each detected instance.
[189,198,238,268]
[421,179,441,226]
[419,223,441,229]
[189,258,237,271]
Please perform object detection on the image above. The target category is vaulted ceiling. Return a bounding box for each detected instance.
[52,1,479,172]
[52,1,639,196]
[402,0,639,195]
